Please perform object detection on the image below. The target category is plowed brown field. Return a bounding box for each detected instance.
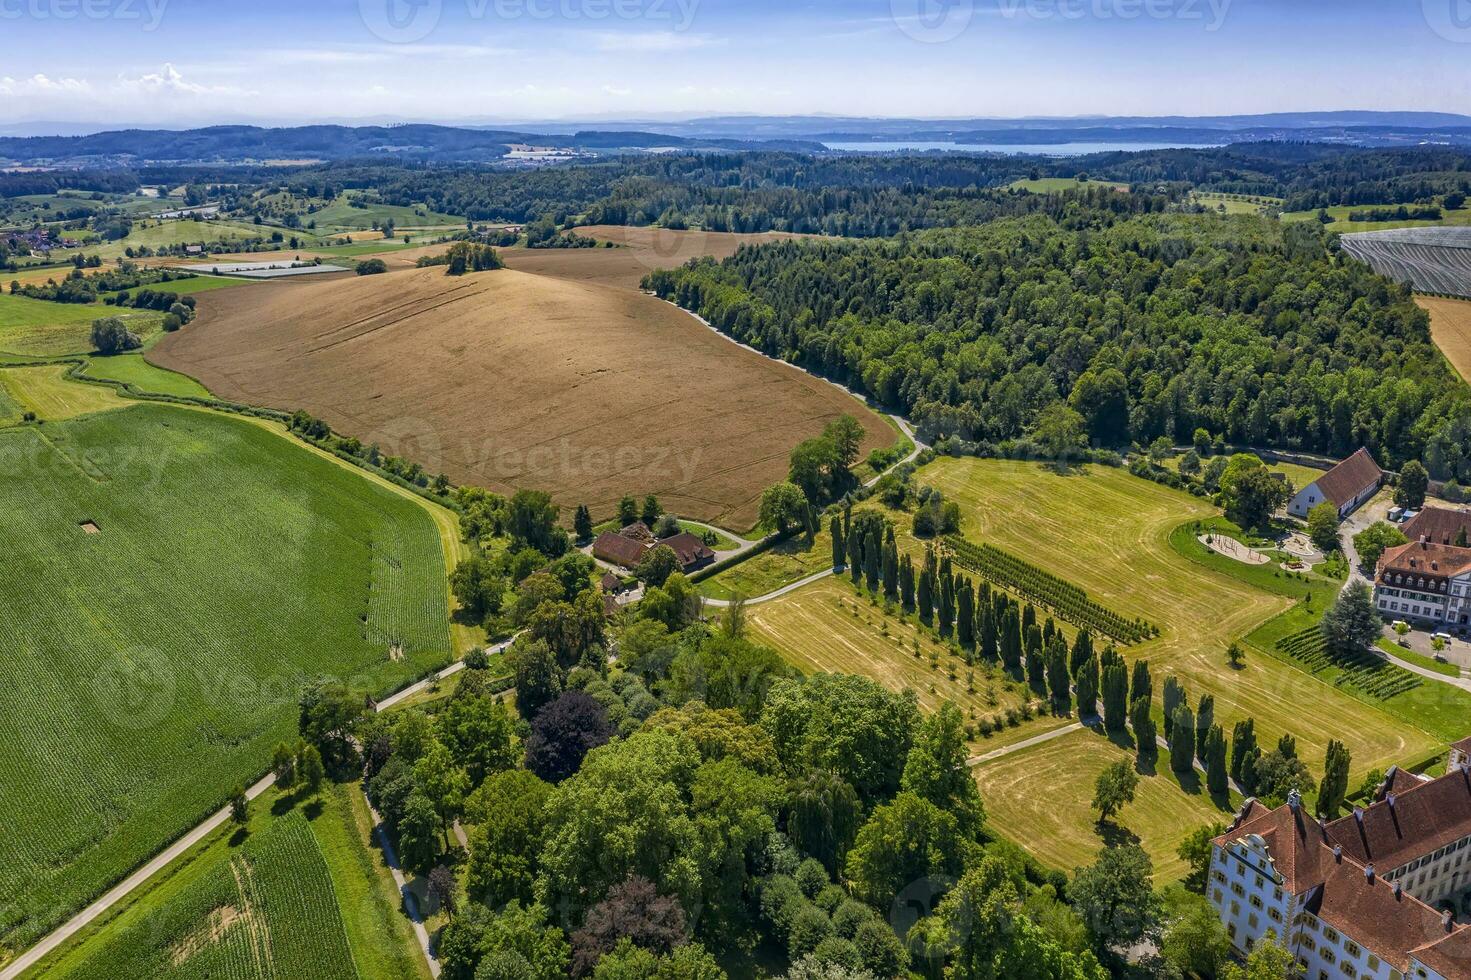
[150,262,888,530]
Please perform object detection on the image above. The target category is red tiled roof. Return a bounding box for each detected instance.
[1308,854,1461,974]
[1454,736,1471,758]
[659,532,715,570]
[1328,765,1471,872]
[1404,507,1471,547]
[1216,798,1336,894]
[1377,539,1471,586]
[1413,927,1471,978]
[1310,448,1382,507]
[592,531,649,569]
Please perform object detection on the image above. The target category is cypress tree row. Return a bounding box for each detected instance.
[847,521,863,582]
[864,526,881,593]
[1075,651,1100,718]
[1318,739,1351,819]
[882,529,899,600]
[899,554,915,610]
[1170,705,1196,773]
[1025,624,1046,691]
[830,514,845,570]
[1130,659,1152,706]
[1022,602,1036,634]
[1130,696,1156,761]
[1045,634,1071,713]
[956,578,975,649]
[1230,718,1256,781]
[1001,606,1022,675]
[1195,694,1215,763]
[1101,661,1127,731]
[1205,725,1229,795]
[1162,676,1185,739]
[938,569,956,636]
[1070,629,1093,677]
[979,592,997,661]
[917,566,935,626]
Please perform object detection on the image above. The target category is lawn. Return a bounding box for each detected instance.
[1281,203,1471,234]
[1008,177,1129,193]
[0,293,130,357]
[79,354,212,398]
[0,402,452,957]
[973,726,1235,881]
[919,457,1442,779]
[0,364,130,419]
[746,575,1069,752]
[40,805,368,980]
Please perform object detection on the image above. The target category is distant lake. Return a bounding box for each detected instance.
[822,140,1224,155]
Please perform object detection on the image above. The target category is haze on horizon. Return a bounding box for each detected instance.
[0,0,1469,128]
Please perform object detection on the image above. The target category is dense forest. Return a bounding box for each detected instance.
[645,209,1471,478]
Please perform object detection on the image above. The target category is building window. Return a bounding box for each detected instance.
[1324,927,1339,942]
[1269,908,1282,923]
[1344,941,1360,958]
[1249,895,1264,909]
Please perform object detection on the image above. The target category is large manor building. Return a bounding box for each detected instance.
[1373,508,1471,628]
[1209,738,1471,979]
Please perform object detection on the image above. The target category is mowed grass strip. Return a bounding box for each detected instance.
[746,576,1065,752]
[973,727,1232,881]
[0,403,450,955]
[919,457,1442,778]
[79,354,212,399]
[0,364,130,420]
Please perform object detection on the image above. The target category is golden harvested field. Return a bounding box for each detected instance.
[1419,295,1471,381]
[973,727,1233,880]
[500,225,799,289]
[746,575,1055,751]
[150,264,889,529]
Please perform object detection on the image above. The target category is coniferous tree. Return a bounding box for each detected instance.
[1070,629,1094,677]
[847,523,863,583]
[979,595,998,661]
[1170,705,1196,773]
[1022,603,1036,634]
[1101,662,1128,732]
[882,531,899,600]
[1024,625,1045,691]
[1205,725,1228,795]
[1195,694,1215,763]
[938,570,955,636]
[1240,746,1261,796]
[1130,659,1152,706]
[1075,651,1100,718]
[1130,696,1156,760]
[864,526,882,593]
[1042,617,1055,647]
[1230,719,1257,781]
[1101,644,1123,672]
[956,579,975,649]
[1000,606,1022,675]
[573,504,594,543]
[1318,740,1351,819]
[1045,635,1071,713]
[899,554,915,610]
[1162,677,1185,739]
[917,566,935,626]
[830,514,846,570]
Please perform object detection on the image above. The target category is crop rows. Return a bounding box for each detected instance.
[61,814,358,980]
[1341,229,1471,298]
[0,405,449,955]
[944,534,1158,644]
[1275,627,1422,700]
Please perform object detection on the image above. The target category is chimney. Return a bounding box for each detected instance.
[1353,808,1365,825]
[1334,845,1343,862]
[1445,911,1455,932]
[1287,789,1302,811]
[1386,793,1396,809]
[1421,535,1429,545]
[1365,863,1375,883]
[1393,882,1403,898]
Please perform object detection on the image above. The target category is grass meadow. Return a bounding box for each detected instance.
[0,403,451,958]
[78,354,212,399]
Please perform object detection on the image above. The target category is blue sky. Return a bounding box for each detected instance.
[1,0,1469,125]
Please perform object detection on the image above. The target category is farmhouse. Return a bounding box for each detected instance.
[1405,507,1471,548]
[1287,448,1384,520]
[592,531,649,569]
[1374,538,1471,627]
[1208,742,1471,979]
[660,531,716,573]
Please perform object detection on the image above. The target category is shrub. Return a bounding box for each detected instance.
[795,857,829,898]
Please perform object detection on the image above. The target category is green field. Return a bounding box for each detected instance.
[0,294,116,357]
[1192,191,1282,216]
[79,354,212,398]
[50,813,357,979]
[0,402,452,957]
[36,783,429,980]
[113,274,247,299]
[1281,203,1471,234]
[0,364,131,419]
[1008,177,1129,193]
[300,193,461,232]
[974,727,1234,881]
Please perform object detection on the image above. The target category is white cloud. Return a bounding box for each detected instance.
[601,84,632,97]
[0,73,92,95]
[116,63,245,97]
[588,30,721,52]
